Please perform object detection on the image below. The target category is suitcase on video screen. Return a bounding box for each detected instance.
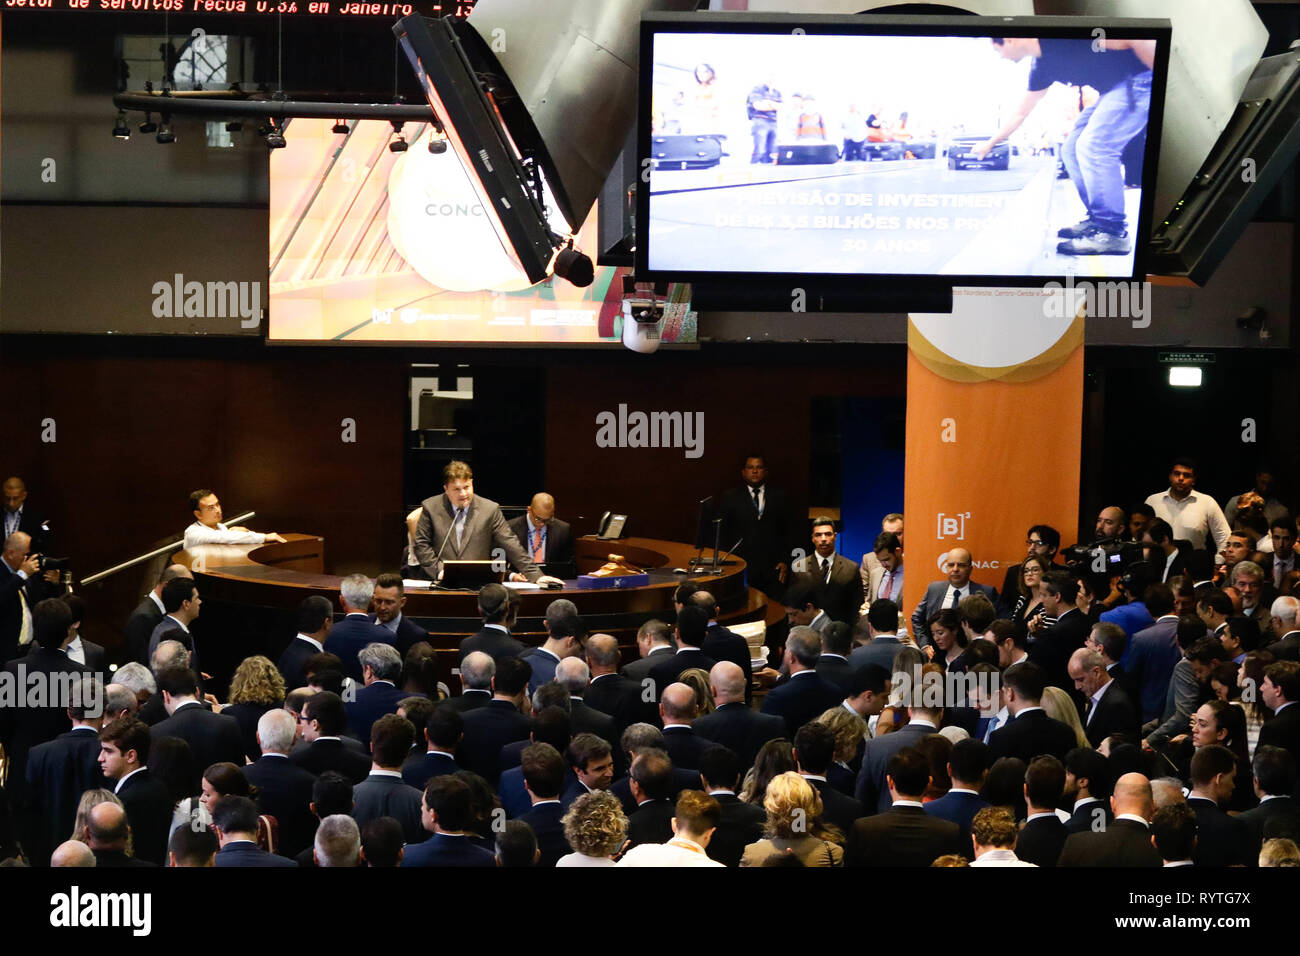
[775,142,840,165]
[651,134,725,170]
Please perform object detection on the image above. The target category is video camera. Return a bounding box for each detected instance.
[1062,537,1148,579]
[37,554,70,574]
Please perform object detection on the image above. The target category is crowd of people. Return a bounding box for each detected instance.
[1,457,1298,868]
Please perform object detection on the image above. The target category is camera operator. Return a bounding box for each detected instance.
[1,531,65,662]
[1097,561,1159,640]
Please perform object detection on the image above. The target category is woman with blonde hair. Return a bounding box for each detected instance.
[556,791,628,867]
[740,772,843,866]
[223,655,286,761]
[678,668,716,716]
[1041,685,1089,749]
[815,706,868,795]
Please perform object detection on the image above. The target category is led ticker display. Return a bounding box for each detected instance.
[1,0,474,16]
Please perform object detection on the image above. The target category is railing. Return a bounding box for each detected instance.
[80,511,255,586]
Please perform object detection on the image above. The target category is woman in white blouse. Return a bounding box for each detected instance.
[556,791,627,867]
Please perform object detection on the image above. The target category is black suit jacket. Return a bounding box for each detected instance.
[324,614,396,682]
[519,801,570,867]
[585,673,654,733]
[372,614,429,659]
[815,655,855,695]
[987,709,1079,765]
[223,700,277,763]
[649,648,717,704]
[1057,818,1162,867]
[1187,796,1251,867]
[702,623,754,705]
[0,646,90,806]
[124,595,164,666]
[706,792,767,867]
[115,769,174,865]
[1267,630,1300,662]
[1258,703,1300,764]
[352,773,428,845]
[1016,814,1069,867]
[290,737,372,784]
[661,725,707,770]
[458,698,532,783]
[1066,799,1112,834]
[507,515,575,577]
[622,646,677,686]
[1084,680,1141,748]
[243,754,319,859]
[277,636,324,691]
[401,750,462,790]
[458,626,526,665]
[626,799,676,848]
[716,482,796,595]
[1236,796,1300,851]
[214,841,297,867]
[150,702,246,788]
[793,554,864,625]
[0,558,56,664]
[845,805,965,866]
[570,699,620,752]
[809,777,863,837]
[92,848,156,867]
[70,639,107,676]
[760,671,843,738]
[1028,608,1092,690]
[694,702,788,771]
[24,727,106,865]
[11,506,52,554]
[440,690,493,715]
[346,681,416,743]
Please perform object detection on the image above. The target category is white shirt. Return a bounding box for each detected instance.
[148,591,167,615]
[616,837,723,868]
[1085,680,1114,726]
[114,767,146,794]
[294,633,324,652]
[1162,550,1179,583]
[971,848,1036,867]
[556,853,616,868]
[65,636,85,665]
[1145,489,1230,552]
[941,584,969,608]
[183,520,267,550]
[1116,814,1150,826]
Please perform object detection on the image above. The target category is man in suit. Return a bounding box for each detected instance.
[124,564,192,667]
[521,599,585,695]
[1122,583,1181,724]
[279,595,333,691]
[585,633,652,733]
[561,733,616,810]
[508,492,576,578]
[146,576,205,677]
[1259,661,1300,764]
[370,572,429,658]
[691,590,754,705]
[922,738,990,845]
[1027,573,1091,691]
[346,643,413,741]
[459,583,525,664]
[150,667,244,784]
[1196,588,1233,644]
[97,717,173,864]
[846,747,965,866]
[987,661,1078,765]
[243,709,319,859]
[458,656,533,782]
[861,529,903,613]
[497,704,574,817]
[517,742,572,866]
[1070,648,1141,748]
[657,682,707,770]
[59,595,105,674]
[761,626,842,738]
[847,599,906,674]
[554,656,620,750]
[1232,560,1274,640]
[403,706,464,790]
[1267,596,1300,661]
[0,530,62,664]
[698,744,765,867]
[791,516,864,625]
[351,714,428,845]
[211,795,296,867]
[1187,744,1251,866]
[412,460,563,585]
[291,691,373,783]
[694,661,787,769]
[816,621,855,694]
[1086,621,1130,691]
[624,749,678,848]
[324,574,392,682]
[24,673,106,866]
[402,775,496,867]
[910,548,997,650]
[444,651,496,714]
[1064,747,1114,833]
[794,722,863,835]
[3,477,53,554]
[623,619,676,686]
[1057,772,1163,866]
[649,606,717,703]
[1236,745,1300,851]
[855,699,943,814]
[1016,755,1069,867]
[84,802,155,868]
[782,577,833,638]
[715,454,797,600]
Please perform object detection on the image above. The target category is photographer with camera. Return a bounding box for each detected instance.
[0,531,65,663]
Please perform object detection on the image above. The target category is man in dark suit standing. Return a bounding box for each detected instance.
[1122,583,1182,724]
[97,717,173,864]
[351,715,428,845]
[856,701,943,814]
[794,722,863,836]
[124,564,192,667]
[987,662,1078,765]
[370,573,429,659]
[212,796,296,867]
[624,750,678,848]
[150,667,244,785]
[458,657,533,783]
[346,643,414,742]
[1187,744,1251,866]
[459,584,525,664]
[1236,745,1300,853]
[1028,573,1091,691]
[324,574,392,683]
[146,577,205,676]
[412,461,563,586]
[521,600,585,695]
[401,776,496,867]
[1064,747,1113,833]
[911,548,998,650]
[0,530,62,664]
[443,651,495,714]
[3,477,53,554]
[649,606,717,703]
[1259,661,1300,764]
[60,595,106,675]
[762,626,848,739]
[694,661,787,769]
[508,493,576,578]
[715,454,797,600]
[403,707,464,790]
[1016,755,1069,867]
[623,619,676,686]
[561,734,616,810]
[846,748,965,865]
[1070,648,1141,748]
[691,591,754,705]
[791,517,864,625]
[517,742,572,867]
[847,600,906,674]
[657,683,707,770]
[279,595,333,691]
[815,622,855,694]
[243,709,319,859]
[291,691,373,784]
[584,633,652,733]
[85,802,155,867]
[1058,773,1162,867]
[698,745,765,867]
[922,738,990,845]
[555,656,619,750]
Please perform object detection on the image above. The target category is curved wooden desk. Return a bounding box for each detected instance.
[177,533,776,690]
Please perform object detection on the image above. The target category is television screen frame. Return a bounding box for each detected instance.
[634,12,1172,292]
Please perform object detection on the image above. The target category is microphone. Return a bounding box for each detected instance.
[429,506,459,584]
[711,537,743,573]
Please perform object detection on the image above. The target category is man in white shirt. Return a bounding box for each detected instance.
[969,806,1037,867]
[615,790,724,867]
[183,488,286,550]
[1144,459,1230,553]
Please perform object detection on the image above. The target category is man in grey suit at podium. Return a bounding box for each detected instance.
[413,461,564,587]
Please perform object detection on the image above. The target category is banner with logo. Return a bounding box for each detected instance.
[902,287,1083,621]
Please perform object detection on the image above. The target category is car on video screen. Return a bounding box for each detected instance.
[947,136,1010,170]
[774,140,842,165]
[860,140,906,161]
[899,140,936,159]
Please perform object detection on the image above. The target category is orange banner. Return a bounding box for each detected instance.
[902,288,1083,622]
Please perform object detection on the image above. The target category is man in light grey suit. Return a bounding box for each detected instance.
[910,548,997,651]
[790,516,863,626]
[412,461,563,586]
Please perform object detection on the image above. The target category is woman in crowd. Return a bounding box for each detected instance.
[928,609,969,672]
[815,706,868,797]
[876,644,927,735]
[556,791,627,867]
[1042,685,1091,750]
[740,739,795,806]
[402,642,442,699]
[678,668,716,717]
[1238,650,1275,756]
[222,655,286,762]
[916,734,953,802]
[1011,556,1050,631]
[740,772,844,867]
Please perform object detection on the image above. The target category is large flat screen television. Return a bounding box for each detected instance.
[636,13,1171,290]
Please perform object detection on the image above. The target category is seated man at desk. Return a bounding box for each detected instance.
[184,489,286,550]
[413,462,564,587]
[508,493,575,578]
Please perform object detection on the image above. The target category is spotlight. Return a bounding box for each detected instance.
[332,120,349,135]
[427,133,448,154]
[265,122,286,149]
[112,111,130,140]
[139,112,158,135]
[553,246,594,288]
[388,121,407,153]
[156,115,175,144]
[226,120,243,133]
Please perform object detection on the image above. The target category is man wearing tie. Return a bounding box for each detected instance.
[1266,517,1297,591]
[716,455,796,600]
[413,462,563,586]
[862,531,903,614]
[910,548,998,650]
[790,517,863,626]
[508,493,575,578]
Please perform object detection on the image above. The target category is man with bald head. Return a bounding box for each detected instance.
[85,802,156,867]
[1095,506,1128,540]
[583,633,650,732]
[1069,647,1140,747]
[1058,772,1162,866]
[4,476,53,552]
[659,682,706,770]
[125,563,194,666]
[694,661,787,768]
[509,492,575,577]
[1,530,65,662]
[911,548,998,650]
[51,839,96,868]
